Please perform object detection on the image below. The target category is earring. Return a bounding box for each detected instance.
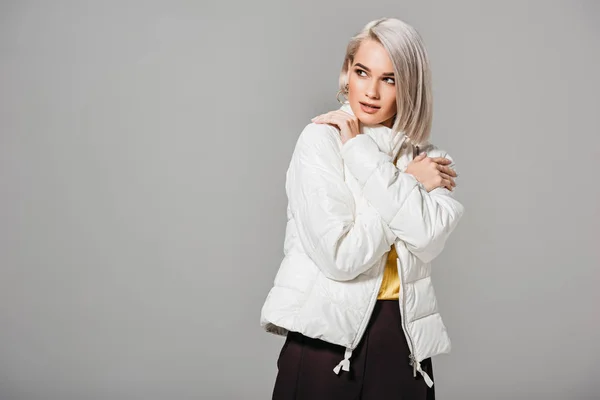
[336,84,349,104]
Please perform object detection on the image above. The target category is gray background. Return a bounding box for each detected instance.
[1,1,599,399]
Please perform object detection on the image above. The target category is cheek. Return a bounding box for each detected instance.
[347,79,362,95]
[384,101,396,115]
[383,90,397,112]
[347,85,361,104]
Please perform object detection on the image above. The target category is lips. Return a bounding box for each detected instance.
[360,102,380,109]
[359,102,381,114]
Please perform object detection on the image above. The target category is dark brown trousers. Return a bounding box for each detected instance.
[272,300,435,400]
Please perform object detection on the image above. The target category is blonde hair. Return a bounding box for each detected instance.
[339,18,433,145]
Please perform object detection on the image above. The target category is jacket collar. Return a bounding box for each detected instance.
[338,102,407,159]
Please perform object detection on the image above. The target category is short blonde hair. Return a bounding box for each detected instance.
[339,18,433,145]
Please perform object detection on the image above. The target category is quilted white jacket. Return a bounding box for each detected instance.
[260,102,465,387]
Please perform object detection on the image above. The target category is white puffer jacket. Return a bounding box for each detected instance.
[260,103,465,387]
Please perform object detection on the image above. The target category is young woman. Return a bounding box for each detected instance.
[260,17,465,399]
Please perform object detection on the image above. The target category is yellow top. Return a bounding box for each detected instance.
[377,244,400,300]
[377,150,406,300]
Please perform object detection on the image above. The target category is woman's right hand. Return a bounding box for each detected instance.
[405,153,457,192]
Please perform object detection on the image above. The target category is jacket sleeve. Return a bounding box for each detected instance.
[340,133,465,264]
[286,123,397,282]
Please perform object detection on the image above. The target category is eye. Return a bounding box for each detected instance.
[355,69,367,77]
[384,77,395,85]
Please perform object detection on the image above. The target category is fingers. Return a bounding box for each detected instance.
[312,113,341,129]
[430,157,452,165]
[311,112,335,124]
[442,178,454,191]
[436,164,457,177]
[414,155,453,170]
[440,173,456,188]
[312,110,356,126]
[311,113,348,133]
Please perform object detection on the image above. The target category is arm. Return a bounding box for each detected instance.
[340,134,465,264]
[286,123,397,281]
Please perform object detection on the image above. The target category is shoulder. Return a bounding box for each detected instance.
[297,122,341,145]
[287,123,345,182]
[294,122,343,155]
[288,123,345,176]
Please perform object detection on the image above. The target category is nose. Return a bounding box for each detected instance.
[366,80,379,100]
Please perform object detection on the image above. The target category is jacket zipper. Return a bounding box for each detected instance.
[352,142,418,351]
[396,144,420,376]
[351,254,387,349]
[396,241,419,377]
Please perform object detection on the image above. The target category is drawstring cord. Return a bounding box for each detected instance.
[332,348,434,387]
[409,354,434,388]
[332,347,353,374]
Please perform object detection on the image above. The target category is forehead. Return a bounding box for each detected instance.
[353,39,393,71]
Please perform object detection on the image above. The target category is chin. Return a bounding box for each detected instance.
[357,113,384,126]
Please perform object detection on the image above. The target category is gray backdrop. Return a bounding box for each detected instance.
[1,1,599,399]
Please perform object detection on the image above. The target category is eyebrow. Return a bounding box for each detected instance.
[354,63,395,77]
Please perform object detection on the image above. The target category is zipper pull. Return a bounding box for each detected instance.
[409,354,417,377]
[409,354,434,387]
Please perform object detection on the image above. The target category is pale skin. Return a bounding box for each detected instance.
[311,39,457,192]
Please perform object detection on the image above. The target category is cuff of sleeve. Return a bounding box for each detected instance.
[340,134,389,186]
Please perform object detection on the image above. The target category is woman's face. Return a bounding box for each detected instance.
[346,39,397,128]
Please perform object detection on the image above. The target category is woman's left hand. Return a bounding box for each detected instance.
[311,110,361,145]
